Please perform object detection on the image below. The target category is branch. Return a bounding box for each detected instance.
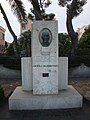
[0,3,17,41]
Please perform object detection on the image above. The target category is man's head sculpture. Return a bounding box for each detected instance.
[39,28,52,47]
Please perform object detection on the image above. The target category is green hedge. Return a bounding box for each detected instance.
[69,55,90,68]
[75,48,90,56]
[0,56,21,70]
[1,55,90,69]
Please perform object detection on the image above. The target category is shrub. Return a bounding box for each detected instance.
[75,48,90,56]
[0,56,21,70]
[0,85,5,103]
[69,55,90,68]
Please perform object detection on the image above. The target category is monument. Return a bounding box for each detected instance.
[32,21,58,94]
[9,21,82,110]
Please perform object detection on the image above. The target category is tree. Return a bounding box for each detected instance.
[17,30,31,57]
[29,0,55,20]
[6,43,14,56]
[0,0,26,56]
[6,0,26,22]
[6,0,54,20]
[58,33,71,56]
[0,0,55,56]
[72,25,90,56]
[1,0,87,56]
[58,0,87,55]
[6,30,31,56]
[7,0,53,21]
[0,3,18,56]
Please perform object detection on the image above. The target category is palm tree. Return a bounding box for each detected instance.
[0,0,26,56]
[0,3,18,56]
[6,0,26,22]
[0,0,52,56]
[59,0,87,55]
[7,0,51,21]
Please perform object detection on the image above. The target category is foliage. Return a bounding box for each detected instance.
[75,25,90,56]
[69,55,90,68]
[0,3,18,56]
[17,30,31,57]
[59,0,87,19]
[1,0,53,56]
[58,0,87,55]
[5,30,31,57]
[1,0,87,56]
[69,25,90,67]
[6,43,14,56]
[29,0,54,20]
[75,48,90,56]
[0,85,5,103]
[0,56,21,70]
[6,0,55,21]
[78,25,90,49]
[58,33,71,56]
[6,0,26,22]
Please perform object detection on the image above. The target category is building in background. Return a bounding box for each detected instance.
[77,25,88,40]
[0,26,5,55]
[20,17,32,34]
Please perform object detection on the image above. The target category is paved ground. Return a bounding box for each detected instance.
[0,65,21,80]
[0,98,90,120]
[0,65,90,120]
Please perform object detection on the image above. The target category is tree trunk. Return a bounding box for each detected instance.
[31,0,43,20]
[0,3,18,56]
[66,1,78,56]
[66,15,78,55]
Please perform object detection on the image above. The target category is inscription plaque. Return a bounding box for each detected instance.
[42,73,49,77]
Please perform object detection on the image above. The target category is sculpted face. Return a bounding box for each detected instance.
[39,28,52,47]
[42,31,49,43]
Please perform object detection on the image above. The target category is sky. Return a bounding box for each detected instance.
[0,0,90,43]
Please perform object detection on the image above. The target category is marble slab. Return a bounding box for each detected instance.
[9,85,82,110]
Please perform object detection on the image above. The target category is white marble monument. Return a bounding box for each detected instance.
[9,21,82,110]
[32,21,58,94]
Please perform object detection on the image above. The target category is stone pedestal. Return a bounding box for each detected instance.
[9,86,82,110]
[9,57,82,110]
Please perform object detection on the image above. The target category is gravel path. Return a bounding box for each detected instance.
[0,65,21,81]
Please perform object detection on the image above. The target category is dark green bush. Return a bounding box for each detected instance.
[69,55,90,68]
[75,48,90,56]
[0,85,5,103]
[0,56,21,70]
[1,55,90,70]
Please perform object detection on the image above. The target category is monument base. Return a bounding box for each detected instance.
[9,85,82,110]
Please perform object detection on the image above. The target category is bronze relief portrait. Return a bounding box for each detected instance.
[39,28,52,47]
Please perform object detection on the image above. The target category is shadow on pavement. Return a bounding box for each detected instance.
[0,98,90,120]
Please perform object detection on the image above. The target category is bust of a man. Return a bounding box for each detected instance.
[41,31,50,47]
[39,28,52,47]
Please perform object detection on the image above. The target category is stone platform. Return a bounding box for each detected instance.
[9,85,82,110]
